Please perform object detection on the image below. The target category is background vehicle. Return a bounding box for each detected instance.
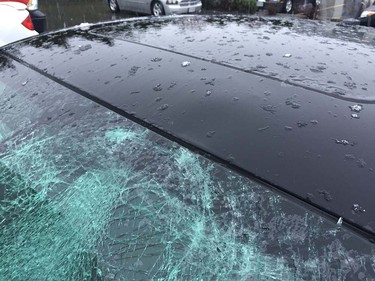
[266,0,318,17]
[0,1,38,47]
[1,15,375,280]
[0,0,46,33]
[317,0,374,20]
[108,0,202,16]
[269,0,374,19]
[26,0,46,33]
[359,4,375,26]
[286,0,317,14]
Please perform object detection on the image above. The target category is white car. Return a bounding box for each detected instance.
[0,1,38,47]
[108,0,202,17]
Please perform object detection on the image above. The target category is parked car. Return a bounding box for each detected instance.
[25,0,46,33]
[1,15,375,280]
[0,1,38,47]
[359,4,375,26]
[108,0,202,16]
[0,0,46,33]
[256,0,266,10]
[266,0,318,17]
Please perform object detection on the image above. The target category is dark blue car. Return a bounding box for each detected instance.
[0,15,375,280]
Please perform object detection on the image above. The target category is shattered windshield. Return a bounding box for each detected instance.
[0,57,375,280]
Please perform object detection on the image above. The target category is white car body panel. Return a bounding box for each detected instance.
[0,2,38,47]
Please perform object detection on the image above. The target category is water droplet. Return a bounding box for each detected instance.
[310,120,318,125]
[285,99,301,109]
[158,104,169,111]
[257,126,270,132]
[352,203,366,213]
[318,189,333,202]
[351,113,359,119]
[310,68,323,73]
[205,79,216,86]
[233,97,239,101]
[227,154,235,163]
[261,105,276,114]
[349,104,363,112]
[283,54,292,58]
[155,97,162,102]
[153,84,163,91]
[168,82,177,90]
[21,81,28,86]
[344,82,357,90]
[284,126,293,131]
[344,154,355,161]
[334,139,350,146]
[181,61,191,67]
[206,131,216,138]
[357,158,366,168]
[297,122,308,128]
[264,91,271,96]
[128,66,140,77]
[306,193,314,202]
[205,90,212,96]
[78,44,92,52]
[151,57,162,62]
[337,217,343,226]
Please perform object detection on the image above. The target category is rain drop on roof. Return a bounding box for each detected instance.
[181,61,191,67]
[349,104,363,112]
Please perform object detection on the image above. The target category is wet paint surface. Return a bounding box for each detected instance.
[0,55,375,280]
[91,16,375,101]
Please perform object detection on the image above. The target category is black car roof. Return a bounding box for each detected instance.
[2,15,375,240]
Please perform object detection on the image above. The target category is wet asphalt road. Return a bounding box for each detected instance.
[38,0,268,32]
[39,0,236,32]
[38,0,373,32]
[39,0,132,31]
